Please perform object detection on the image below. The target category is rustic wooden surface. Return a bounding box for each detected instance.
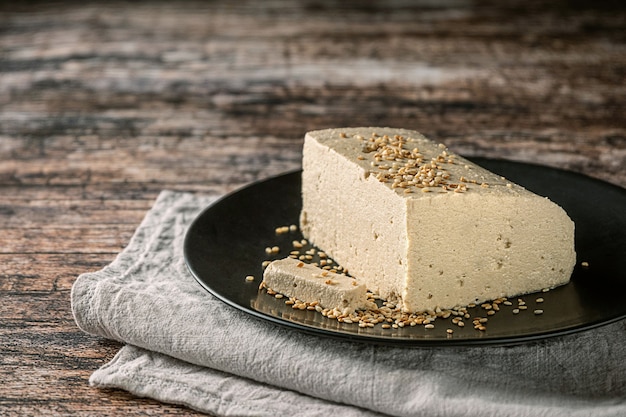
[0,0,624,415]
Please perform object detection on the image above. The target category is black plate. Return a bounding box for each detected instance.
[184,158,626,346]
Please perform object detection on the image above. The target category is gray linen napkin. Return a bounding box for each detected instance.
[72,190,626,417]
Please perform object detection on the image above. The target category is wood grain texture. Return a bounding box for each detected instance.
[1,0,624,415]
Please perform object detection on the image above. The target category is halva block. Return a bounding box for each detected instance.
[299,127,576,312]
[262,257,373,313]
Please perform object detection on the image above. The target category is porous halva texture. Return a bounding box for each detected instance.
[299,127,576,313]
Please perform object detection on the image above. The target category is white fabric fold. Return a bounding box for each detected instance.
[72,190,626,417]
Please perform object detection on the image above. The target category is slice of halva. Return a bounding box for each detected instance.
[262,257,374,313]
[299,127,576,313]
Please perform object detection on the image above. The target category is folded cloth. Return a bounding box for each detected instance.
[72,190,626,417]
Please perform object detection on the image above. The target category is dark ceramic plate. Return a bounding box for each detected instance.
[184,158,626,346]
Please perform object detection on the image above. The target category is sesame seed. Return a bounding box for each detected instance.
[245,275,255,282]
[275,226,290,235]
[425,324,435,329]
[535,297,544,303]
[534,309,544,315]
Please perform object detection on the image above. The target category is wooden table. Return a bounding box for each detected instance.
[1,1,624,415]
